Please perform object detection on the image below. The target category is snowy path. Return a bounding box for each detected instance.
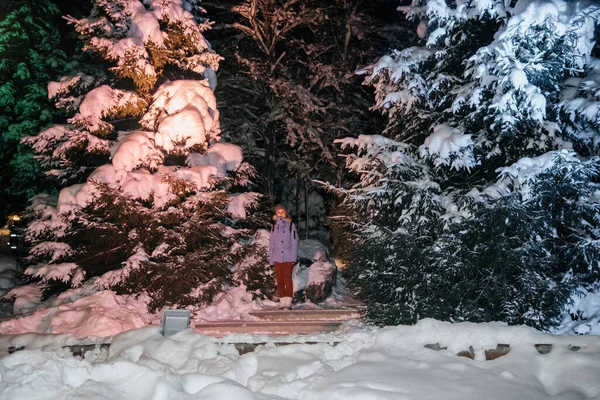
[1,319,599,399]
[194,308,361,336]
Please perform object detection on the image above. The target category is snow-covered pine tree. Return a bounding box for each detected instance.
[333,0,600,330]
[12,0,274,313]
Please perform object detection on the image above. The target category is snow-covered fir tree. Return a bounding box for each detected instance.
[332,0,600,330]
[10,0,274,313]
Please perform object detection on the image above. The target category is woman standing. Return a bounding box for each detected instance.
[269,204,299,309]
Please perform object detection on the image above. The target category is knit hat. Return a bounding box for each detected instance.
[274,204,288,213]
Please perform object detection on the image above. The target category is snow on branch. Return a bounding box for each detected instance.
[420,124,475,170]
[497,149,583,187]
[28,242,73,263]
[461,0,600,135]
[399,0,509,42]
[25,263,80,284]
[68,85,146,134]
[141,80,220,153]
[47,74,97,111]
[25,194,67,242]
[188,143,243,174]
[94,245,149,289]
[111,131,164,172]
[228,192,261,219]
[66,0,219,90]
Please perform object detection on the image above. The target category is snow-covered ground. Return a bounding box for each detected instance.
[1,251,599,337]
[1,319,600,399]
[0,242,347,337]
[2,254,600,399]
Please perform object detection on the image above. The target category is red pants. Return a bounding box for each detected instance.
[274,262,294,298]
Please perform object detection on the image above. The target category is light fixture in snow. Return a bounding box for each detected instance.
[161,309,191,337]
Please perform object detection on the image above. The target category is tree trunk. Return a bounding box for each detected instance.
[264,121,276,199]
[304,183,309,238]
[294,179,301,224]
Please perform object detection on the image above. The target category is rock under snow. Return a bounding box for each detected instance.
[294,240,337,304]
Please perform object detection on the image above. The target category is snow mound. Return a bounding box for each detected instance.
[0,291,149,338]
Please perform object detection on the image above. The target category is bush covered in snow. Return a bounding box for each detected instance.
[333,0,600,331]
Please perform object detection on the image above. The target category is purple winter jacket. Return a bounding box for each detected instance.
[268,217,299,265]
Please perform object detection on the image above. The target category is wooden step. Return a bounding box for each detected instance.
[249,308,361,322]
[194,320,343,337]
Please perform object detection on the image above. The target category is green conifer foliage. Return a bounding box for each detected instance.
[0,1,70,219]
[334,1,600,330]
